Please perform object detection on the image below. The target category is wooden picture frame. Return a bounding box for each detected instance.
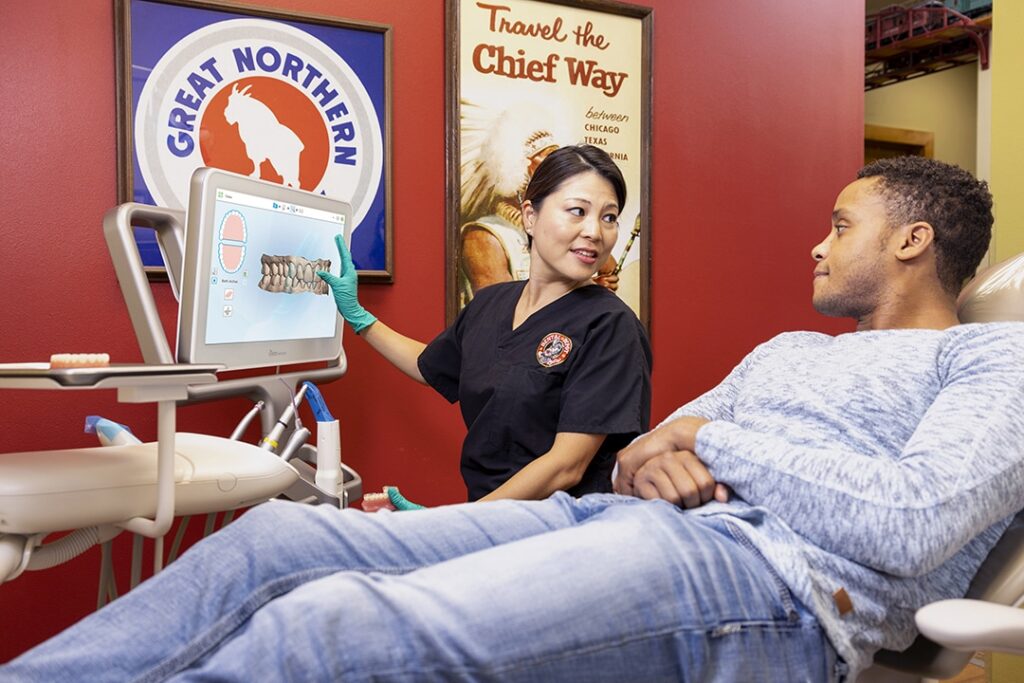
[445,0,653,326]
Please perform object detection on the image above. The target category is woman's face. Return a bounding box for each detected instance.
[522,171,620,286]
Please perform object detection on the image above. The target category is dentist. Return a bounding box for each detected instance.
[320,144,651,501]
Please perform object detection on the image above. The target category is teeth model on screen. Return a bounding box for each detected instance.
[258,254,332,295]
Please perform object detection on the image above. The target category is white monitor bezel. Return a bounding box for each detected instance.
[176,167,349,370]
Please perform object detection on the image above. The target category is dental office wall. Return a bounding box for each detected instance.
[991,1,1024,262]
[865,65,978,174]
[988,2,1024,678]
[0,0,862,660]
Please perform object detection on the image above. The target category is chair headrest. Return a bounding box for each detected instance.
[958,253,1024,324]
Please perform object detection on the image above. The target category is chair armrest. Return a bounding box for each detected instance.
[916,599,1024,656]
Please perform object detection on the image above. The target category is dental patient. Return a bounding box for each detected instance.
[4,156,1023,682]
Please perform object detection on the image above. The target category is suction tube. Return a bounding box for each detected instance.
[0,535,30,583]
[26,526,122,572]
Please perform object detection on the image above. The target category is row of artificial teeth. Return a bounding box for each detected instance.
[259,274,329,295]
[50,353,110,368]
[258,254,331,295]
[260,255,331,280]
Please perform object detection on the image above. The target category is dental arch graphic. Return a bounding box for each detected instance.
[259,254,332,295]
[219,211,248,273]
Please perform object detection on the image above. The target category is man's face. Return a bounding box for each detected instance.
[811,177,894,319]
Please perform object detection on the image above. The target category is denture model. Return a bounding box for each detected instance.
[257,254,331,295]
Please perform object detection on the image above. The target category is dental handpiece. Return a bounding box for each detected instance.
[279,427,311,463]
[230,401,265,441]
[260,384,309,452]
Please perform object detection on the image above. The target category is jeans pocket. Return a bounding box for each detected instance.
[722,518,800,622]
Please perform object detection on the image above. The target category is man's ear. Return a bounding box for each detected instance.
[895,221,935,261]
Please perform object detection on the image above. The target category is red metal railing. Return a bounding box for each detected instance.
[865,2,988,68]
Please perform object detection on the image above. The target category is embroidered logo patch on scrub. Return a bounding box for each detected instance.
[536,333,572,368]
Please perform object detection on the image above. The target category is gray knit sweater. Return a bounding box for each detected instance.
[670,323,1024,677]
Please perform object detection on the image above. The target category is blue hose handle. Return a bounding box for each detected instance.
[302,381,334,422]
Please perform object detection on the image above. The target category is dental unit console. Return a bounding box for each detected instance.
[0,170,361,588]
[177,168,350,370]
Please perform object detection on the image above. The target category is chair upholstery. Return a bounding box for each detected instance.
[871,510,1024,678]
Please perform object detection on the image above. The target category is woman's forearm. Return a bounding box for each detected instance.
[359,321,428,384]
[480,433,606,501]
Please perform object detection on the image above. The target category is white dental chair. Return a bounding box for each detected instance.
[858,253,1024,682]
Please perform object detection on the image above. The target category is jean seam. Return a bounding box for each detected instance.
[133,567,335,683]
[835,658,851,683]
[722,519,799,620]
[133,563,419,683]
[719,522,847,681]
[349,619,815,680]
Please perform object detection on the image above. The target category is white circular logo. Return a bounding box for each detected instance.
[134,18,383,230]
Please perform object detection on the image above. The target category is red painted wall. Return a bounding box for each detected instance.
[0,0,862,660]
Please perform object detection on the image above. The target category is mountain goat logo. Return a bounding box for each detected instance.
[223,83,305,188]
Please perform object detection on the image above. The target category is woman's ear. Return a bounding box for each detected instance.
[522,200,536,236]
[896,221,935,261]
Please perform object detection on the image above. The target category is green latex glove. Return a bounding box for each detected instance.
[317,234,377,334]
[386,486,426,511]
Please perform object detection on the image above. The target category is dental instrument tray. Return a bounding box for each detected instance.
[0,363,223,387]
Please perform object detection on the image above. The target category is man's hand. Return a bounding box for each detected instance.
[634,450,723,508]
[592,272,620,292]
[593,256,619,292]
[615,416,728,507]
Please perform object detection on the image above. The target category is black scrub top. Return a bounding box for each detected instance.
[418,280,652,501]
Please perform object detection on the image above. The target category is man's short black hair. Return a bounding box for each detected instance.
[857,156,993,294]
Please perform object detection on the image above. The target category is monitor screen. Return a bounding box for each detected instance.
[177,168,350,370]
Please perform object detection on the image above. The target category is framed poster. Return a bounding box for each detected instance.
[446,0,652,325]
[116,0,393,281]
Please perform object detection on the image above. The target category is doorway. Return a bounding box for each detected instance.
[864,124,934,165]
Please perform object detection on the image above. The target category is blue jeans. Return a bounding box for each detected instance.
[2,494,842,682]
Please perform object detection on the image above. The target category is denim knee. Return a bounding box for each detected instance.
[206,500,330,557]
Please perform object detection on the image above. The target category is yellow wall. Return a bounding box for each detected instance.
[986,6,1024,664]
[990,4,1024,262]
[991,647,1024,683]
[988,1,1024,658]
[865,64,978,173]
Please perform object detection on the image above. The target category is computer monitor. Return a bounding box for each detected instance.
[176,168,349,370]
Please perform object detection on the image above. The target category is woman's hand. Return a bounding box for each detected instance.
[318,234,377,333]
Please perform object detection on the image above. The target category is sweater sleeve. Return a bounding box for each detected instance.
[695,326,1024,577]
